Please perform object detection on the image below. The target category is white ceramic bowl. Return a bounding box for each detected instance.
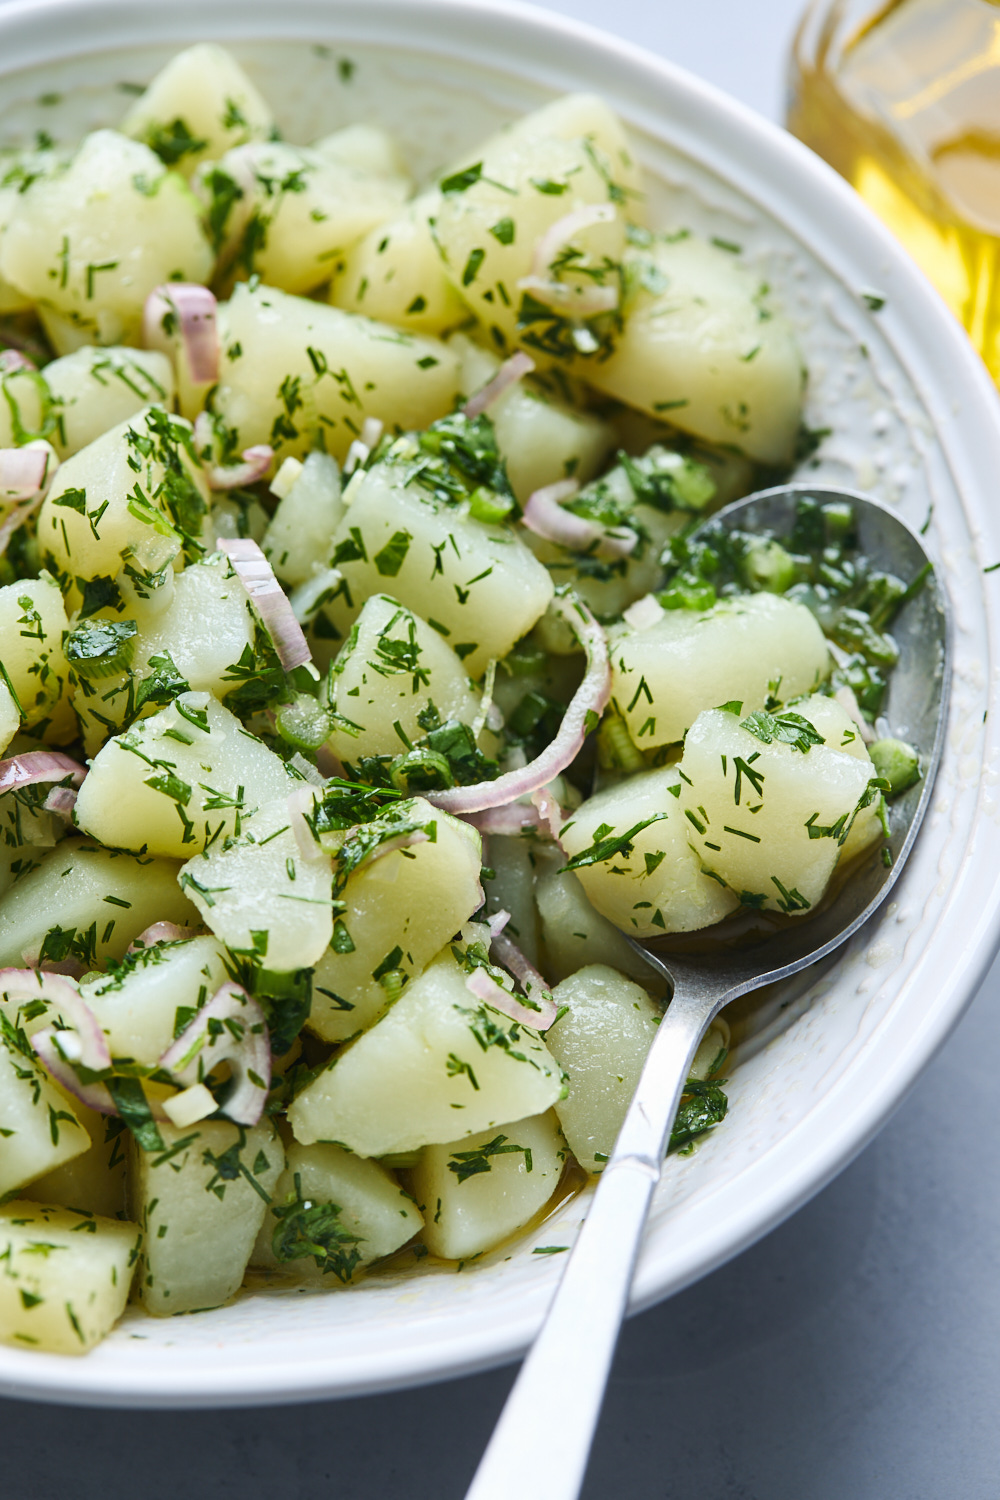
[1,0,998,1411]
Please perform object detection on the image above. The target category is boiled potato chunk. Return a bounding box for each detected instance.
[308,805,483,1042]
[560,768,739,936]
[582,235,804,466]
[0,1202,140,1353]
[0,1028,90,1196]
[433,133,625,358]
[38,406,211,610]
[610,592,829,748]
[26,1102,128,1218]
[0,679,17,754]
[208,281,460,463]
[179,797,334,970]
[82,934,230,1067]
[132,1117,282,1316]
[74,692,293,859]
[43,345,175,458]
[678,703,883,914]
[313,124,409,188]
[454,335,613,503]
[121,42,274,176]
[535,861,662,985]
[545,965,660,1173]
[0,131,212,349]
[262,451,344,586]
[498,93,644,204]
[796,694,884,863]
[0,843,198,968]
[412,1109,565,1261]
[326,594,483,763]
[203,141,406,295]
[0,573,69,728]
[331,190,468,334]
[322,460,553,677]
[252,1140,421,1282]
[289,948,565,1156]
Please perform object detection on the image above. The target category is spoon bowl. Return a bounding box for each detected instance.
[465,484,950,1500]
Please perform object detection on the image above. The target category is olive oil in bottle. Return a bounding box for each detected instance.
[788,0,1000,380]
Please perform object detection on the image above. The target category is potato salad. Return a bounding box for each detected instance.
[0,44,922,1354]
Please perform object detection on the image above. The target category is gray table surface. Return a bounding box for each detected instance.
[6,3,999,1496]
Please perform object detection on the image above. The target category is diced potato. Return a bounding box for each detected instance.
[43,345,175,458]
[0,843,198,968]
[481,833,542,966]
[534,857,670,985]
[678,703,883,914]
[37,406,211,610]
[289,948,565,1156]
[313,124,409,188]
[412,1109,565,1260]
[74,692,293,859]
[0,130,213,349]
[131,1117,282,1316]
[208,280,460,463]
[0,1201,140,1352]
[582,235,804,465]
[252,1140,421,1281]
[560,767,739,936]
[609,592,829,748]
[82,934,230,1067]
[545,965,660,1172]
[0,573,69,728]
[262,451,344,586]
[321,460,553,677]
[797,694,884,862]
[0,1025,90,1196]
[0,678,17,754]
[330,191,468,335]
[308,803,482,1043]
[121,42,274,177]
[201,141,407,295]
[0,783,65,901]
[497,93,644,204]
[454,335,613,502]
[433,133,626,359]
[179,797,333,971]
[25,1100,128,1218]
[326,594,483,763]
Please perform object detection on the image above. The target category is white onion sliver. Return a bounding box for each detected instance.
[143,283,219,384]
[217,536,312,672]
[0,445,50,502]
[462,351,535,420]
[429,591,609,815]
[622,594,666,631]
[205,444,274,492]
[835,685,877,745]
[158,981,270,1126]
[529,203,617,280]
[516,276,619,317]
[530,785,565,846]
[0,750,87,796]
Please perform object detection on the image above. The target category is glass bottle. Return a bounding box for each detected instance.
[788,0,1000,382]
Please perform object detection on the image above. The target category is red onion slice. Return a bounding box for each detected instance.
[0,445,50,501]
[31,1030,117,1114]
[143,283,219,384]
[428,591,609,815]
[462,351,536,420]
[207,445,274,491]
[530,785,565,846]
[0,349,36,374]
[486,909,511,939]
[127,922,197,955]
[158,980,270,1126]
[465,966,554,1031]
[42,785,78,822]
[0,751,87,796]
[1,969,111,1072]
[522,479,638,559]
[216,536,312,672]
[518,203,620,317]
[488,931,557,1029]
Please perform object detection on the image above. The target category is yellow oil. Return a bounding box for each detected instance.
[788,0,1000,381]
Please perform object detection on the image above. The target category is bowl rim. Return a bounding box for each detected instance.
[0,0,999,1410]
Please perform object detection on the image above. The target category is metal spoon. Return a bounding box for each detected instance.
[464,484,950,1500]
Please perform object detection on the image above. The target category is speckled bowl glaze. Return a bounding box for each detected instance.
[0,0,998,1411]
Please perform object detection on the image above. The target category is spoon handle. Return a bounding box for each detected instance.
[464,974,727,1500]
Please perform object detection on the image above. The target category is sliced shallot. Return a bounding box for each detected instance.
[489,931,557,1029]
[127,922,197,954]
[428,591,609,815]
[465,965,554,1031]
[522,479,637,559]
[0,751,87,796]
[1,968,110,1071]
[0,349,36,375]
[462,351,535,420]
[216,536,312,672]
[158,981,270,1126]
[517,203,620,317]
[143,283,219,384]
